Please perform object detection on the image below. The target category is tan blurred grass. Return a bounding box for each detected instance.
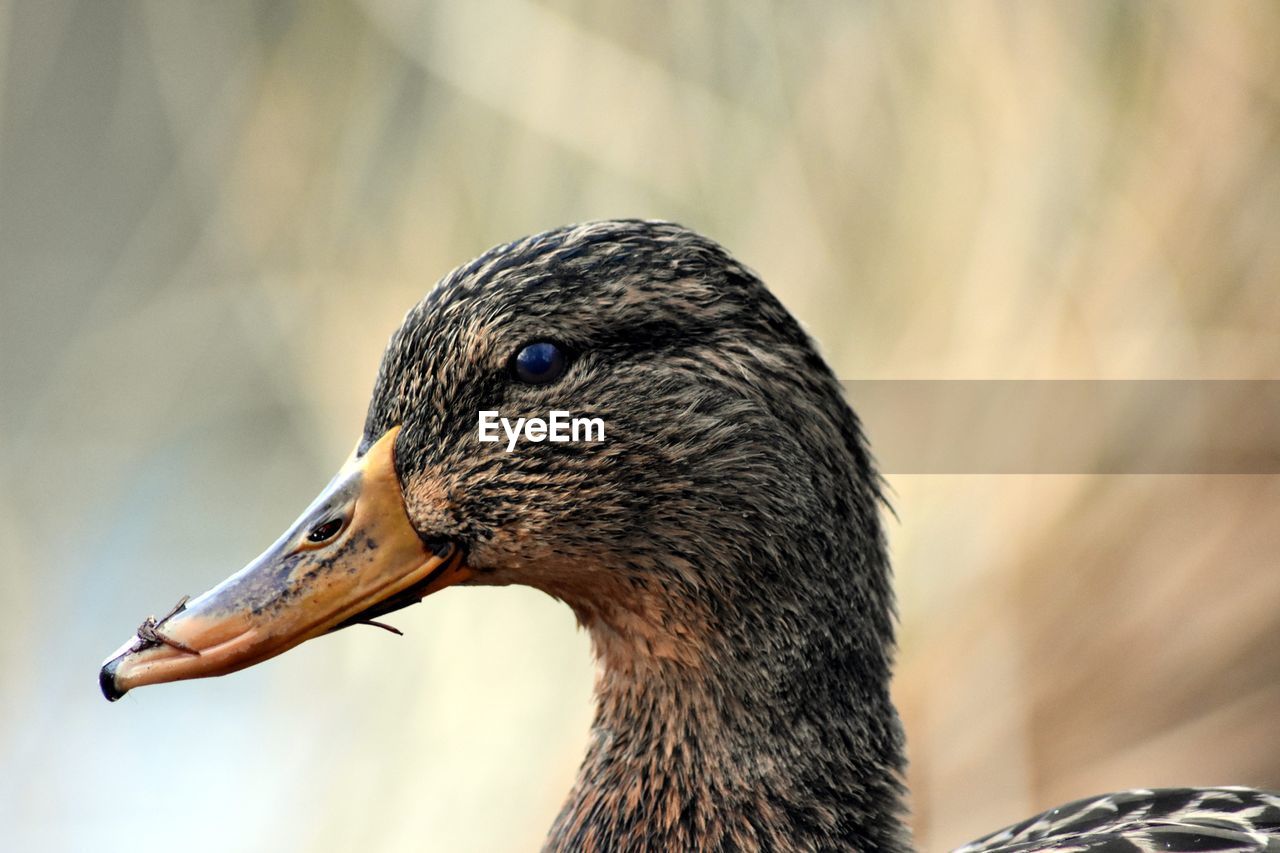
[1,2,1278,851]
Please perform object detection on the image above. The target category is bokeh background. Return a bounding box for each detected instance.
[1,2,1278,850]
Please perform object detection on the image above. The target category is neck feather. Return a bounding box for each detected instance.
[542,359,909,850]
[543,547,912,852]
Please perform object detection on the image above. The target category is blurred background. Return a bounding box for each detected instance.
[1,1,1278,850]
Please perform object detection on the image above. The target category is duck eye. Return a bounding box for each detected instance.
[512,341,567,385]
[306,518,344,544]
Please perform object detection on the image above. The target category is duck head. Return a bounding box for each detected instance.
[102,216,891,682]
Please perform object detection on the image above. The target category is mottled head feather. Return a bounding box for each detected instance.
[362,220,908,851]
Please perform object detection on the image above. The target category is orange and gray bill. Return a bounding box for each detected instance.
[99,426,472,701]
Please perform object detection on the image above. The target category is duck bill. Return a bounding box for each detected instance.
[99,426,472,701]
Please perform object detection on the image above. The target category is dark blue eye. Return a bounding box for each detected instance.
[512,341,567,385]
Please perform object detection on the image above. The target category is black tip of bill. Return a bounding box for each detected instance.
[99,656,127,702]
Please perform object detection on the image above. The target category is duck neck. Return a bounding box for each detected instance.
[544,548,911,852]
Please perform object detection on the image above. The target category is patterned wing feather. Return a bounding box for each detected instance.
[953,787,1280,853]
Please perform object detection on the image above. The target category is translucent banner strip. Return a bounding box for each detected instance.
[840,380,1280,474]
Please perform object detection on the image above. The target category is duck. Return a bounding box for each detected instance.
[100,220,1280,851]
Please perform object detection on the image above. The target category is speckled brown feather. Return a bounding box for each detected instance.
[356,220,1277,852]
[361,220,908,851]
